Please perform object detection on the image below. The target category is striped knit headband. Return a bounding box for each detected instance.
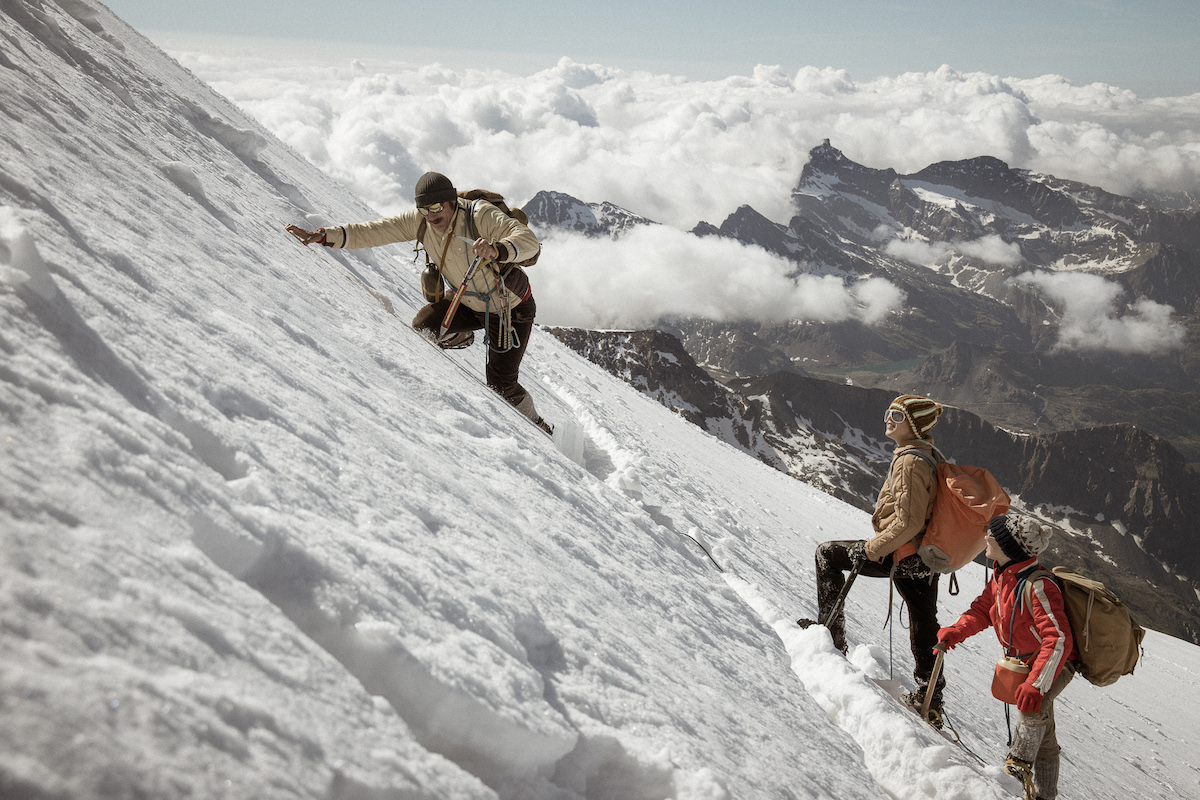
[889,394,942,439]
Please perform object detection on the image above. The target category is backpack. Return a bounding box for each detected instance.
[903,448,1011,574]
[1021,566,1145,686]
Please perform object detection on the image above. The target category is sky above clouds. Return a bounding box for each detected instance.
[103,0,1200,98]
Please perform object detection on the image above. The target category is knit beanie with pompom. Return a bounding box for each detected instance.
[988,514,1052,562]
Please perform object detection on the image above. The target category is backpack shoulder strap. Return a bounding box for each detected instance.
[1018,566,1056,611]
[897,447,939,472]
[463,197,518,278]
[413,217,429,266]
[465,197,480,241]
[1005,564,1054,655]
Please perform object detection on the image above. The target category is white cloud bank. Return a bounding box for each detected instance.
[1010,270,1186,355]
[172,46,1200,232]
[535,227,905,329]
[885,234,1024,267]
[166,42,1199,339]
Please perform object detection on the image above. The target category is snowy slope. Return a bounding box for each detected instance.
[1,3,1198,800]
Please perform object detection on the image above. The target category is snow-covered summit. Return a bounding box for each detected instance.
[791,141,1200,283]
[524,190,659,239]
[1,4,1197,800]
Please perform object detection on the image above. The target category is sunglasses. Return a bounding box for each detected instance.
[885,408,906,424]
[418,202,445,216]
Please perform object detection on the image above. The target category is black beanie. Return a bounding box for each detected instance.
[414,172,456,207]
[988,514,1053,563]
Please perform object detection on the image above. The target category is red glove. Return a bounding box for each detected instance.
[936,626,966,651]
[1014,682,1043,714]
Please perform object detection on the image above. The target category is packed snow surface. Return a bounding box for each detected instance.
[2,3,1198,799]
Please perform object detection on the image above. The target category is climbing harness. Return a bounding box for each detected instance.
[439,201,520,353]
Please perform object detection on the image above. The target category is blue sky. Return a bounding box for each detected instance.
[104,0,1199,97]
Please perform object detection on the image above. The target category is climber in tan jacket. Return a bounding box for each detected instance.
[287,172,550,435]
[798,394,947,724]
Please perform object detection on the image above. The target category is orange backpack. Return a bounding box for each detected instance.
[904,449,1011,573]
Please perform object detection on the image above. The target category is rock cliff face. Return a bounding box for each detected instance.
[541,328,748,437]
[547,327,1200,644]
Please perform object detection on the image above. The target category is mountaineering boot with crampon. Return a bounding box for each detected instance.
[900,690,944,730]
[1004,756,1036,800]
[437,330,475,349]
[512,394,553,436]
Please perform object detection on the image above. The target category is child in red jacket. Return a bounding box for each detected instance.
[937,515,1079,800]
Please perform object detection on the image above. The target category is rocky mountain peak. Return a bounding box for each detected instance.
[805,138,851,169]
[523,190,656,238]
[913,154,1013,182]
[907,156,1083,228]
[795,140,901,203]
[693,205,795,256]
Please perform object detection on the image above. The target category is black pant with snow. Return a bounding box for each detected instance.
[814,540,945,703]
[413,297,537,410]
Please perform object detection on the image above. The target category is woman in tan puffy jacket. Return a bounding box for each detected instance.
[799,394,946,724]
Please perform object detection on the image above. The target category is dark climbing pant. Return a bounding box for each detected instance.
[814,540,945,702]
[413,297,537,409]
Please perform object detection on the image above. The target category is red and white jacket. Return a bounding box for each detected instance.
[944,557,1078,694]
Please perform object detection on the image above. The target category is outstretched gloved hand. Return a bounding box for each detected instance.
[846,540,867,567]
[1014,682,1044,714]
[286,225,329,247]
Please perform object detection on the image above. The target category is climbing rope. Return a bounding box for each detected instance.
[676,531,724,572]
[936,709,987,765]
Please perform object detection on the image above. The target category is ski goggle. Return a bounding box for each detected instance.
[418,202,445,216]
[885,408,907,424]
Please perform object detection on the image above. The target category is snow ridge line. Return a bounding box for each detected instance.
[188,516,575,786]
[719,571,1015,800]
[189,513,713,799]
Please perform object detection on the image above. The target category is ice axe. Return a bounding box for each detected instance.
[437,236,493,343]
[922,641,949,722]
[822,558,863,628]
